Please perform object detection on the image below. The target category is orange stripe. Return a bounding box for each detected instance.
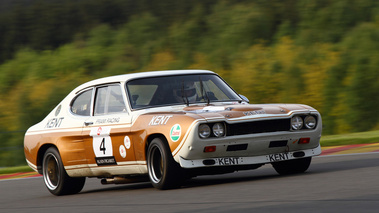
[0,172,41,180]
[0,173,24,179]
[321,144,368,155]
[321,143,379,156]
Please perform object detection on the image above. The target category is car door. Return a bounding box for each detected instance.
[81,84,136,175]
[61,88,94,176]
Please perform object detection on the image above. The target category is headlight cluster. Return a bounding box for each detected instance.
[199,123,225,139]
[291,115,317,130]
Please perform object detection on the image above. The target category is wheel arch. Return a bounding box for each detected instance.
[145,134,169,158]
[36,144,58,174]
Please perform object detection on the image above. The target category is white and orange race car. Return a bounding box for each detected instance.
[24,70,322,195]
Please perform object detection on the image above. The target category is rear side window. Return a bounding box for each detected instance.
[71,89,92,116]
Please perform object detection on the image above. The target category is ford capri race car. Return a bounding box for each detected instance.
[24,70,322,195]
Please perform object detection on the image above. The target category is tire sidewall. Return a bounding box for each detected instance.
[42,147,85,195]
[147,137,181,189]
[42,147,66,195]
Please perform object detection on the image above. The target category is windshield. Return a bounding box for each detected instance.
[126,74,241,109]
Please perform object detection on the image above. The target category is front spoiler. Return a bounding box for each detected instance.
[179,145,321,169]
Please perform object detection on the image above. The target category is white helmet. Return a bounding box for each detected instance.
[174,81,197,103]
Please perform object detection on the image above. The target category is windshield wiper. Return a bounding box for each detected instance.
[181,80,189,106]
[199,77,210,105]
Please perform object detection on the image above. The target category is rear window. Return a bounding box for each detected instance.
[71,89,92,116]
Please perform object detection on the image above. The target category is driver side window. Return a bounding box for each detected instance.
[94,85,126,115]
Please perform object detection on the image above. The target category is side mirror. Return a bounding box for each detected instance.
[239,94,249,103]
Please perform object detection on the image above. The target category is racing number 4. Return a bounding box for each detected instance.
[92,135,113,157]
[99,138,106,154]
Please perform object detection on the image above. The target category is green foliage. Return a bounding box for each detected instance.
[296,0,379,44]
[1,0,379,166]
[203,1,273,70]
[339,23,379,131]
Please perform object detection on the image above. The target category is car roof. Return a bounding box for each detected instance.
[75,70,215,93]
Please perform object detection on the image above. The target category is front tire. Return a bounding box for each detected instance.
[272,157,312,175]
[147,137,184,189]
[42,147,85,195]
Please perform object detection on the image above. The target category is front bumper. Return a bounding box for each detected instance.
[179,144,321,168]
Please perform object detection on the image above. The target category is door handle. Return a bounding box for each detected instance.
[84,121,94,126]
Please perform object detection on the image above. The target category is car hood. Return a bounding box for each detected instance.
[182,104,316,121]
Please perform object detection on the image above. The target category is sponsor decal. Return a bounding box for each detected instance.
[268,153,289,162]
[95,117,120,124]
[55,105,61,116]
[216,157,240,165]
[90,127,113,158]
[149,115,173,126]
[45,117,64,129]
[124,136,131,149]
[90,126,111,136]
[170,124,181,142]
[243,110,266,116]
[95,156,117,166]
[119,145,126,158]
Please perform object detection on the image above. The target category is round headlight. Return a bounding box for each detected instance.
[199,124,211,138]
[304,116,316,129]
[291,116,303,130]
[212,123,225,137]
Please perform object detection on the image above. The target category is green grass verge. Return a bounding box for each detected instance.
[0,165,34,175]
[320,130,379,147]
[1,130,379,174]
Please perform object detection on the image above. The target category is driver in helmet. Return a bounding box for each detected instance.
[173,81,197,103]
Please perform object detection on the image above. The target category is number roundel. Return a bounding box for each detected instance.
[90,127,113,157]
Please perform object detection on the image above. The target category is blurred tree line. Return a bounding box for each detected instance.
[0,0,378,166]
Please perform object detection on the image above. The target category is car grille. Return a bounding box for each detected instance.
[226,118,291,136]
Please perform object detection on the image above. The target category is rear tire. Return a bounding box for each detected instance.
[147,137,184,189]
[42,147,85,195]
[272,157,312,175]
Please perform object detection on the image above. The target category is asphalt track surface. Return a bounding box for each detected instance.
[1,152,379,213]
